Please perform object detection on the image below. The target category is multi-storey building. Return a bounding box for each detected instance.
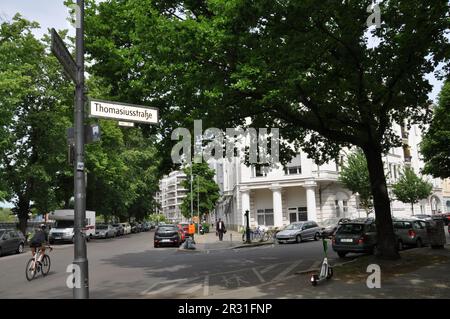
[212,123,445,231]
[157,171,189,223]
[442,179,450,213]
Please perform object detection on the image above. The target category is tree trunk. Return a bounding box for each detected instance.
[16,195,30,238]
[411,203,414,216]
[362,146,400,260]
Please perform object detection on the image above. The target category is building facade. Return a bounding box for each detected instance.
[157,171,189,223]
[212,123,445,231]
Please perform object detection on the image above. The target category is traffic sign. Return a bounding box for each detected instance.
[89,99,159,124]
[51,28,77,84]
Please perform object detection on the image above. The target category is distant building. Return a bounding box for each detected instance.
[157,171,189,223]
[442,179,450,213]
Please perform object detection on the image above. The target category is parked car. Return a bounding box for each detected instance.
[154,224,182,248]
[130,222,141,233]
[332,218,377,258]
[120,222,131,235]
[276,221,322,244]
[93,224,117,239]
[411,214,432,220]
[141,222,151,232]
[177,224,186,242]
[0,229,25,257]
[319,218,351,238]
[178,223,191,239]
[393,218,430,250]
[432,213,450,226]
[112,223,124,236]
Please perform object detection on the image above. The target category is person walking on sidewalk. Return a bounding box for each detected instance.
[216,218,226,241]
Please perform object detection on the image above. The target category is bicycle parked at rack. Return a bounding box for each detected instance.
[25,245,52,281]
[242,226,273,243]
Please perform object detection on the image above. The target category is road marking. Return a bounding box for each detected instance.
[204,275,209,296]
[140,278,188,295]
[272,260,302,282]
[252,267,265,283]
[260,264,277,274]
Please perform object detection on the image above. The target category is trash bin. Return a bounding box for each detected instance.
[426,219,446,249]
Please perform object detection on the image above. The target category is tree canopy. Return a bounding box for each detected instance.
[338,150,373,214]
[180,162,220,220]
[421,80,450,179]
[392,166,433,215]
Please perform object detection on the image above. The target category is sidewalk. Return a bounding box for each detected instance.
[188,230,243,250]
[202,245,450,299]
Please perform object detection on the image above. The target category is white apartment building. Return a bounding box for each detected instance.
[212,123,445,231]
[157,171,189,223]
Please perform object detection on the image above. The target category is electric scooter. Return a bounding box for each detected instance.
[310,234,333,286]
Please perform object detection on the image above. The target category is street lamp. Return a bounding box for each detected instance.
[245,210,251,244]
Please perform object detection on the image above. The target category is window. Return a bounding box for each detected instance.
[257,209,274,226]
[284,154,302,175]
[393,165,398,180]
[253,164,267,177]
[9,231,17,238]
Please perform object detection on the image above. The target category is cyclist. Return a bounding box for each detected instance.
[29,224,49,270]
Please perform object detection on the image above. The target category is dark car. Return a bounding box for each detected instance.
[319,218,351,238]
[154,224,182,248]
[0,229,25,257]
[332,219,378,258]
[141,222,151,232]
[432,213,450,226]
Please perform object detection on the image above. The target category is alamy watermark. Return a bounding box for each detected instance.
[171,120,280,165]
[366,264,381,288]
[366,3,381,28]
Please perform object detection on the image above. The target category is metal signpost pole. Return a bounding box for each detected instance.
[73,0,89,299]
[197,175,200,235]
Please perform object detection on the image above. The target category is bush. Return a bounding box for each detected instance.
[201,223,210,233]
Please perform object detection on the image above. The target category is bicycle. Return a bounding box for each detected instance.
[25,245,52,281]
[242,226,272,243]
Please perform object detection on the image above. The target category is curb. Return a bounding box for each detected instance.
[232,241,275,249]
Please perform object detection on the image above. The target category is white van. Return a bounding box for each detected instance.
[48,209,96,244]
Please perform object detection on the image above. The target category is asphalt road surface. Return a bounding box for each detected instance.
[0,231,340,299]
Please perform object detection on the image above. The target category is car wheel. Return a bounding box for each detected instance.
[105,233,108,239]
[296,235,302,243]
[398,240,404,251]
[154,243,158,248]
[416,238,423,248]
[49,239,54,245]
[71,236,75,244]
[277,240,283,245]
[314,233,320,241]
[17,243,24,254]
[337,251,347,258]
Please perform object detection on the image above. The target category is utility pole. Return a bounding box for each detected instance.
[73,0,89,299]
[190,164,193,223]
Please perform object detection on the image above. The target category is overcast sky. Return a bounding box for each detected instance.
[0,1,445,208]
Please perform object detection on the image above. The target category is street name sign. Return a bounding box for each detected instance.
[89,99,159,124]
[51,28,77,84]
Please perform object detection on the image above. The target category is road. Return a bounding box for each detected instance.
[0,231,339,299]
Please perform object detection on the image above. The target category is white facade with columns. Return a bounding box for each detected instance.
[210,123,445,231]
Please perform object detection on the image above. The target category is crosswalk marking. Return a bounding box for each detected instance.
[252,267,265,283]
[260,264,277,274]
[204,275,209,296]
[272,260,302,282]
[140,278,189,295]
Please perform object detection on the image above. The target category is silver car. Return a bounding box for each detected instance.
[393,218,430,250]
[276,221,322,244]
[93,224,117,239]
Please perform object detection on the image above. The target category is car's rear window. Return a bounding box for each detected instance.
[97,225,107,229]
[158,226,177,231]
[337,224,365,234]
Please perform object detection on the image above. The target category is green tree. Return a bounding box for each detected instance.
[392,166,433,215]
[180,163,220,221]
[338,150,373,216]
[421,80,450,179]
[84,0,449,258]
[0,15,73,235]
